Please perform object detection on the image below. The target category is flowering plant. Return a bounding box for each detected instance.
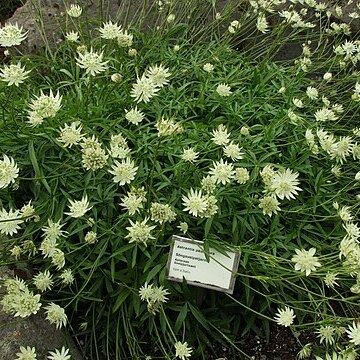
[1,0,360,359]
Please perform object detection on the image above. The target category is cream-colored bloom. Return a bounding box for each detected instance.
[211,124,230,146]
[128,48,137,57]
[209,159,235,185]
[155,118,183,136]
[150,202,176,224]
[145,64,171,87]
[306,86,318,100]
[323,72,332,81]
[15,346,37,360]
[274,306,295,327]
[223,142,244,161]
[0,23,28,47]
[181,148,199,162]
[45,303,67,329]
[84,231,97,244]
[174,341,193,360]
[270,168,301,200]
[126,218,156,246]
[125,107,145,125]
[111,73,122,82]
[234,167,250,184]
[42,219,67,242]
[291,248,321,276]
[182,189,208,217]
[66,4,82,17]
[258,196,281,217]
[76,48,108,76]
[216,83,232,96]
[109,158,138,185]
[0,208,24,236]
[58,121,83,148]
[65,31,79,42]
[0,154,19,189]
[131,74,160,103]
[0,63,30,86]
[48,347,71,360]
[256,13,269,33]
[347,322,360,345]
[317,325,336,345]
[59,269,75,285]
[28,90,62,122]
[65,195,92,218]
[33,270,53,292]
[203,63,214,72]
[117,29,133,47]
[99,20,123,39]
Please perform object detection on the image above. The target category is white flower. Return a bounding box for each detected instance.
[234,167,250,184]
[211,124,230,146]
[323,72,332,81]
[128,48,137,57]
[130,74,160,103]
[174,341,193,360]
[126,218,156,246]
[33,270,53,292]
[59,269,74,286]
[208,159,235,185]
[42,219,67,242]
[111,73,123,82]
[125,107,145,125]
[28,90,62,122]
[66,4,82,17]
[270,168,302,200]
[45,303,67,329]
[145,64,171,87]
[203,63,214,72]
[57,122,83,148]
[47,346,71,360]
[65,31,79,42]
[317,325,336,345]
[16,346,37,360]
[0,208,24,236]
[291,248,321,276]
[182,188,208,217]
[258,196,281,217]
[324,272,339,288]
[65,195,92,218]
[223,142,244,161]
[76,48,108,76]
[216,83,232,96]
[109,158,138,185]
[0,23,28,47]
[256,14,269,33]
[274,306,296,327]
[0,63,31,86]
[347,322,360,345]
[98,20,123,39]
[177,222,188,234]
[117,29,133,47]
[84,231,97,244]
[181,148,199,163]
[0,154,19,188]
[306,86,318,100]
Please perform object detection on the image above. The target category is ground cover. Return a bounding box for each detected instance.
[0,1,360,359]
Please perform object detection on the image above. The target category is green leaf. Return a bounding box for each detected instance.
[112,288,131,313]
[145,264,164,283]
[174,303,188,333]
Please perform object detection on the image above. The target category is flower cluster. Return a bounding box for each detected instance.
[139,282,170,314]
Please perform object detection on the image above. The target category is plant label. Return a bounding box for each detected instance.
[166,235,240,294]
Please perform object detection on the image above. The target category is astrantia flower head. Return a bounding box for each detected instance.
[306,86,318,100]
[181,148,199,163]
[0,63,31,86]
[274,306,296,327]
[317,325,336,345]
[223,142,244,161]
[0,208,24,236]
[76,48,108,76]
[42,219,67,242]
[84,231,97,244]
[174,341,193,360]
[57,122,83,148]
[99,20,123,39]
[28,90,62,122]
[203,63,214,72]
[130,74,160,103]
[347,321,360,345]
[66,4,82,17]
[0,154,19,189]
[155,118,183,136]
[117,29,133,47]
[145,64,171,87]
[291,248,321,276]
[125,107,145,125]
[15,345,37,360]
[65,31,79,42]
[33,270,53,292]
[59,268,75,286]
[150,202,176,224]
[209,159,235,185]
[109,158,138,185]
[212,124,230,146]
[234,167,250,184]
[65,195,92,218]
[182,188,208,217]
[0,23,28,47]
[258,196,281,217]
[269,168,302,200]
[216,83,232,96]
[47,346,71,360]
[45,303,67,329]
[126,218,156,246]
